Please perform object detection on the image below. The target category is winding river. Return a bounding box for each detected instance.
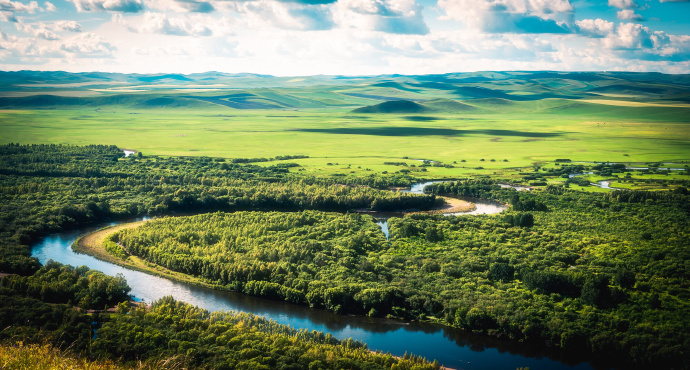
[30,182,596,370]
[372,181,509,239]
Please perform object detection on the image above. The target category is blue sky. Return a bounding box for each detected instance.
[0,0,689,74]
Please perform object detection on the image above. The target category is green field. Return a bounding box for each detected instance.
[1,71,689,180]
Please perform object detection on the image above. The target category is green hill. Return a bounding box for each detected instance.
[352,100,429,113]
[423,98,480,113]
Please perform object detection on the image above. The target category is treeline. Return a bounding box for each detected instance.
[1,261,130,309]
[0,263,439,369]
[230,154,309,163]
[424,179,504,200]
[0,144,435,274]
[93,296,439,369]
[0,261,129,352]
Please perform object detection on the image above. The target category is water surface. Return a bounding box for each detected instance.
[30,186,594,370]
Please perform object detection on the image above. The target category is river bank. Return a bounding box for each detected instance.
[33,215,594,370]
[73,221,224,293]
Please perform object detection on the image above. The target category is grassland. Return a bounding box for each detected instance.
[1,71,688,181]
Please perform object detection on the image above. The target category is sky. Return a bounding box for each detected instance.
[0,0,689,75]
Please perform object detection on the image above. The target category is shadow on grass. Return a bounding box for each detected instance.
[293,127,564,137]
[404,116,444,121]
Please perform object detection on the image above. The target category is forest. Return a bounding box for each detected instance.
[0,263,438,369]
[111,187,690,367]
[0,143,689,369]
[0,144,436,275]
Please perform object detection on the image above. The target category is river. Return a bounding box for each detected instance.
[397,180,509,216]
[30,183,596,370]
[371,181,509,240]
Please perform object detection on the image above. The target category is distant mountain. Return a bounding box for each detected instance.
[0,70,688,111]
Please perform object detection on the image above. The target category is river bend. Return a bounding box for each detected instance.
[30,183,595,370]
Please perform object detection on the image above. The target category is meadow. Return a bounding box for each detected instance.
[1,71,688,180]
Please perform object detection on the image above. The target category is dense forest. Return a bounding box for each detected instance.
[114,188,689,367]
[0,144,436,275]
[0,262,438,369]
[1,144,689,369]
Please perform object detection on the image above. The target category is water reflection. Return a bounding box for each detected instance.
[32,216,594,370]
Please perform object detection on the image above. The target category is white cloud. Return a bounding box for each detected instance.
[438,0,574,34]
[343,0,411,16]
[55,20,83,32]
[616,9,643,21]
[19,23,60,39]
[133,45,190,55]
[131,12,213,36]
[608,0,637,9]
[576,18,614,38]
[0,0,39,12]
[44,1,56,11]
[237,0,335,31]
[147,0,215,13]
[15,20,84,41]
[60,32,116,55]
[0,0,39,22]
[336,0,429,34]
[34,27,59,40]
[603,23,661,50]
[68,0,144,13]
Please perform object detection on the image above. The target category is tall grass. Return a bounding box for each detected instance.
[0,342,183,370]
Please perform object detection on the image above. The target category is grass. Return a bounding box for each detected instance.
[1,71,688,182]
[0,342,183,370]
[1,107,688,175]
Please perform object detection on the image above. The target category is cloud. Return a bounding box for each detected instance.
[608,0,637,9]
[617,9,643,20]
[44,1,56,11]
[15,20,84,41]
[277,0,338,4]
[18,22,61,39]
[60,32,116,55]
[175,0,214,12]
[344,0,407,16]
[0,0,39,12]
[68,0,144,13]
[133,45,190,55]
[55,20,83,32]
[373,12,428,34]
[130,12,213,36]
[603,23,662,50]
[576,18,614,37]
[0,11,16,21]
[0,33,40,57]
[33,27,59,40]
[238,0,335,31]
[337,0,430,34]
[147,0,215,13]
[0,0,39,22]
[438,0,574,34]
